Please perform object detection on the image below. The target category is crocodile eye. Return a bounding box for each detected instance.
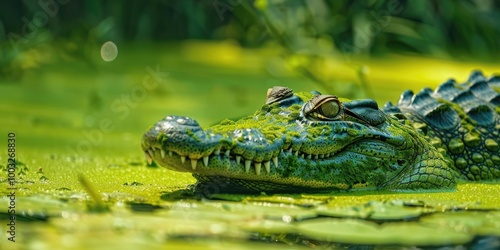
[304,95,342,120]
[318,100,340,118]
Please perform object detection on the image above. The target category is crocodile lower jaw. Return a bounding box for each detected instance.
[143,144,343,175]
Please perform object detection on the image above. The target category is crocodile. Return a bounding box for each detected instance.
[141,71,500,193]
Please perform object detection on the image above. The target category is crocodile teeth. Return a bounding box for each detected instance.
[288,148,293,154]
[203,156,209,167]
[245,160,251,173]
[264,161,270,173]
[147,149,154,158]
[307,154,312,159]
[168,151,173,157]
[255,162,261,175]
[314,155,318,160]
[191,159,198,170]
[294,151,299,156]
[236,155,241,165]
[214,147,221,155]
[225,149,231,157]
[160,149,166,158]
[181,156,186,164]
[319,154,324,159]
[144,151,153,165]
[300,154,304,158]
[272,157,278,167]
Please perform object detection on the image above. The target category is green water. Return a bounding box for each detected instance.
[0,43,499,249]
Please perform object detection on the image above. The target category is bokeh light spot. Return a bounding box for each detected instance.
[100,41,118,62]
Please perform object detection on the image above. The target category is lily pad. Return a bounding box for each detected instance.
[244,194,330,207]
[199,200,318,221]
[316,200,423,221]
[0,195,84,219]
[295,218,473,246]
[238,219,296,234]
[421,211,500,236]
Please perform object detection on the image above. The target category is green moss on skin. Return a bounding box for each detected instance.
[208,102,302,143]
[306,125,332,139]
[295,91,316,102]
[186,129,202,142]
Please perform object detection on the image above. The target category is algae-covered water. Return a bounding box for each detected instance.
[1,42,499,249]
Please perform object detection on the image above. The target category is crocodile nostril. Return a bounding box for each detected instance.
[143,115,203,147]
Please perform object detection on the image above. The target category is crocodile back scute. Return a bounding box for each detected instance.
[384,71,500,180]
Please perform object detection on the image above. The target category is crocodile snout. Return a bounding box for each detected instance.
[141,114,285,174]
[141,115,223,170]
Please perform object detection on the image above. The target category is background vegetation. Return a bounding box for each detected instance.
[1,0,500,87]
[2,0,500,56]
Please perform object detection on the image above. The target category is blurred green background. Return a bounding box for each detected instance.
[0,0,499,174]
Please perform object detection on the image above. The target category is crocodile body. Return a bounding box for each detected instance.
[142,71,500,193]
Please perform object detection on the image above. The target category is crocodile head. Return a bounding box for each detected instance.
[142,86,457,193]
